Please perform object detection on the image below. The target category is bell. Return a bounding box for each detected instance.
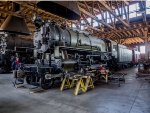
[37,1,81,20]
[0,15,30,35]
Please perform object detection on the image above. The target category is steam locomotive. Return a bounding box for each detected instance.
[0,34,34,73]
[23,16,140,89]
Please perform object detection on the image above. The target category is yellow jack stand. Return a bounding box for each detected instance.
[70,78,79,88]
[60,76,72,91]
[74,75,94,96]
[101,72,108,83]
[60,75,81,91]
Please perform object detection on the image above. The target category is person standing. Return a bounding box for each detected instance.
[15,56,20,70]
[11,56,17,79]
[11,55,23,85]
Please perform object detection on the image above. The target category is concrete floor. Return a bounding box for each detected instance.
[0,67,150,113]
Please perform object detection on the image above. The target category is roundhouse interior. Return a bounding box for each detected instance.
[0,1,150,113]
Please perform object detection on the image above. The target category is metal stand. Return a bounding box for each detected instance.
[109,72,126,87]
[60,73,94,95]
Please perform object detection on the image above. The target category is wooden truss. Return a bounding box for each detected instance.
[0,1,149,45]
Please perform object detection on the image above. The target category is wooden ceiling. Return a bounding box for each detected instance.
[0,1,149,45]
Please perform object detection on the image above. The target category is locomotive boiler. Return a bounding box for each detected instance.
[33,18,110,59]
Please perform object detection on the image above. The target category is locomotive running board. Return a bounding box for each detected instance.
[59,46,111,54]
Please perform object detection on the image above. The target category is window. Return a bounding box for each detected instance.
[129,4,137,12]
[123,15,126,19]
[87,18,91,23]
[97,14,102,19]
[81,26,84,30]
[82,2,150,26]
[72,24,76,28]
[140,46,145,54]
[146,7,150,14]
[146,1,150,7]
[93,20,98,27]
[81,20,84,24]
[113,45,117,51]
[129,12,136,18]
[137,13,142,17]
[115,9,119,16]
[107,18,111,23]
[136,3,140,11]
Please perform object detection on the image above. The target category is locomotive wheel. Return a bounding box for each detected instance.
[26,75,36,84]
[40,78,54,90]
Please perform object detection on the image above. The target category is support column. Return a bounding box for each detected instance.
[144,28,150,61]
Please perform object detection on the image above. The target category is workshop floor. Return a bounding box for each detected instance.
[0,67,150,113]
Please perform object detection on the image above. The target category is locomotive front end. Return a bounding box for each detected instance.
[33,16,64,54]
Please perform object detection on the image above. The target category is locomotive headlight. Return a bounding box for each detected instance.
[4,34,8,37]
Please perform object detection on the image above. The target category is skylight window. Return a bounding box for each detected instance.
[72,24,76,28]
[147,8,150,14]
[107,18,111,23]
[97,14,102,19]
[87,18,91,23]
[83,2,150,27]
[140,46,145,54]
[129,3,137,12]
[129,12,136,18]
[146,1,150,7]
[93,20,98,27]
[81,26,84,30]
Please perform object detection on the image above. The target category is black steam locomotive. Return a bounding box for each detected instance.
[0,34,34,73]
[23,16,140,89]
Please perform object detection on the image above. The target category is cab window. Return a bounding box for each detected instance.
[113,45,117,51]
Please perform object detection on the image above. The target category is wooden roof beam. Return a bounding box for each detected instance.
[83,1,91,13]
[78,2,99,13]
[81,13,90,26]
[126,31,132,36]
[123,1,129,5]
[72,18,102,33]
[79,6,114,29]
[134,37,141,43]
[13,1,65,23]
[128,39,134,44]
[99,1,130,27]
[104,24,150,35]
[118,34,144,39]
[0,8,23,18]
[136,29,141,34]
[97,3,106,22]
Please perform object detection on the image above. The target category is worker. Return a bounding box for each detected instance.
[99,64,105,73]
[99,64,109,83]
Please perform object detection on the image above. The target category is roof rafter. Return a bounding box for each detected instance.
[99,1,130,27]
[78,6,114,29]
